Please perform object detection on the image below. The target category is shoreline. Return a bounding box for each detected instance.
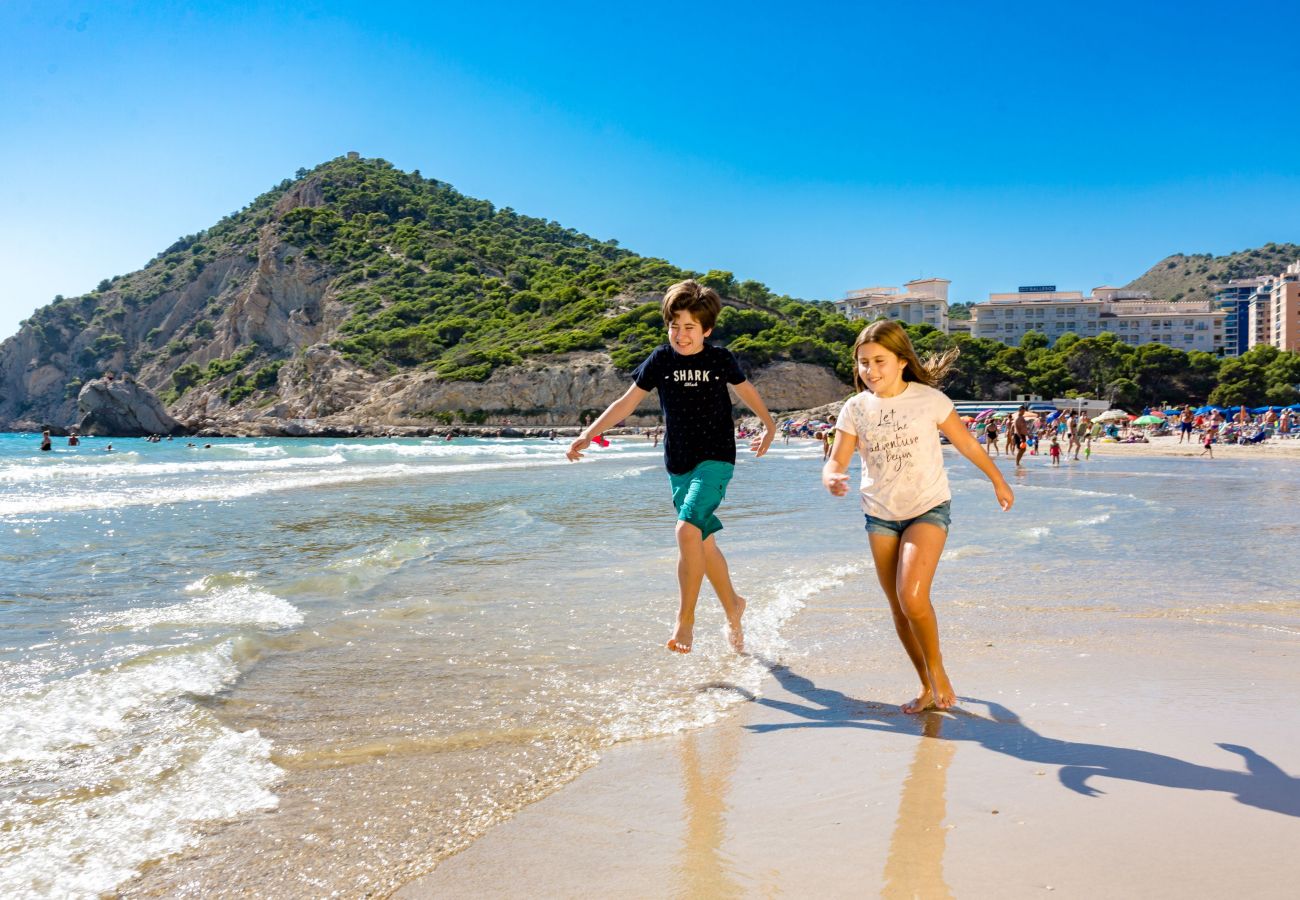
[395,591,1300,898]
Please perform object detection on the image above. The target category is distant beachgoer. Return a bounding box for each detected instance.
[548,429,557,442]
[1049,437,1061,466]
[566,279,775,656]
[1178,405,1194,444]
[1200,429,1214,458]
[105,443,113,452]
[1013,406,1029,467]
[823,320,1013,714]
[40,430,52,452]
[984,420,999,456]
[1084,435,1092,460]
[67,432,79,446]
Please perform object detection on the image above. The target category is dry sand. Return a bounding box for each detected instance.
[396,608,1300,898]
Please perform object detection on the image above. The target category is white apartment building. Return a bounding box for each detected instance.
[834,277,950,331]
[970,286,1224,352]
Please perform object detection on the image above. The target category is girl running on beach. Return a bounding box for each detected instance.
[823,321,1014,713]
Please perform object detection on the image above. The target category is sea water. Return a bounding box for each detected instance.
[0,431,1296,897]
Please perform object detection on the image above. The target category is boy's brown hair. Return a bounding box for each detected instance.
[661,279,722,331]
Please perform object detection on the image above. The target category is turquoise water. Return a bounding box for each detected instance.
[1,431,1296,897]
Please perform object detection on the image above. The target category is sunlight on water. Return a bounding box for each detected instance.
[1,431,1296,898]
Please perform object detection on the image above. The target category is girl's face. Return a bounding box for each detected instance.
[856,342,907,396]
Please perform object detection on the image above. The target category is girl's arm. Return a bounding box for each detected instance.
[821,427,857,496]
[938,410,1014,510]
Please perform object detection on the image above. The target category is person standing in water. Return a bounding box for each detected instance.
[567,280,776,655]
[823,321,1014,713]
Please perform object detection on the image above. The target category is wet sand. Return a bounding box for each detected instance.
[397,599,1300,898]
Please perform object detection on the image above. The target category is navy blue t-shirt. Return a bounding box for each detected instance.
[633,343,747,475]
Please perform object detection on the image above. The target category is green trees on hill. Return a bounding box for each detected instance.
[12,154,1299,415]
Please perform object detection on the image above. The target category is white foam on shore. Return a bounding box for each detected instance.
[0,457,574,517]
[75,583,303,633]
[0,641,285,897]
[0,452,347,482]
[0,643,242,764]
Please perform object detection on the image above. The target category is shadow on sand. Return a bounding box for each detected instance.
[717,658,1300,819]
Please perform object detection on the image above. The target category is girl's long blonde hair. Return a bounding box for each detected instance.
[851,320,960,394]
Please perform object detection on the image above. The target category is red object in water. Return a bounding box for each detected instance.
[592,435,610,447]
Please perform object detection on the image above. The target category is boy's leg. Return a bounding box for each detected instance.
[667,462,734,653]
[671,521,707,652]
[868,533,931,710]
[895,522,953,710]
[703,535,745,652]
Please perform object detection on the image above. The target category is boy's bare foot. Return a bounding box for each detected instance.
[667,618,693,654]
[724,596,746,653]
[901,686,936,714]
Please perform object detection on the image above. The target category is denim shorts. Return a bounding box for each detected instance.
[864,500,951,538]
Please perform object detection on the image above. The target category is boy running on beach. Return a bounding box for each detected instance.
[567,280,776,654]
[823,321,1013,713]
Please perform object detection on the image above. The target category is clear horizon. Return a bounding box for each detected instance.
[2,0,1298,340]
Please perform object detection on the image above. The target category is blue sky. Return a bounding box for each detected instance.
[2,0,1298,339]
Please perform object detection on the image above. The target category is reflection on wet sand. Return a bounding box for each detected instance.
[883,713,956,899]
[677,727,743,899]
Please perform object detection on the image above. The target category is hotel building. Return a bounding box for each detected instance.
[833,278,950,331]
[969,288,1103,345]
[969,285,1224,352]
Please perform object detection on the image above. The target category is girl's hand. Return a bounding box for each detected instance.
[823,472,850,497]
[995,480,1014,511]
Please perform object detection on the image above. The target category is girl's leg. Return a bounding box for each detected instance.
[896,522,953,709]
[868,533,931,711]
[703,535,745,652]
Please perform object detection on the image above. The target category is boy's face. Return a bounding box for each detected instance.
[667,309,711,356]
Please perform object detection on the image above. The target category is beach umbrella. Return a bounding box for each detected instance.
[1194,405,1215,415]
[1095,410,1128,422]
[974,408,996,421]
[1045,411,1061,423]
[1134,415,1164,426]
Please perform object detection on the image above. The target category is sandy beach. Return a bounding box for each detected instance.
[395,444,1300,899]
[398,595,1300,898]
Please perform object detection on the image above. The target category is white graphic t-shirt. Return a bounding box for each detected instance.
[836,382,956,520]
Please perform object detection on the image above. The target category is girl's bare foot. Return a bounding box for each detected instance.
[901,686,935,714]
[724,596,746,653]
[667,618,693,654]
[930,670,957,710]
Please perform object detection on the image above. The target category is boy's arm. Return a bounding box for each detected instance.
[938,410,1014,510]
[731,381,777,458]
[566,384,650,461]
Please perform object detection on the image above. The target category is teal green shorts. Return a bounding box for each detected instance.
[669,460,734,539]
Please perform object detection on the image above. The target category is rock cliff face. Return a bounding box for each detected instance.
[178,348,849,435]
[76,377,187,436]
